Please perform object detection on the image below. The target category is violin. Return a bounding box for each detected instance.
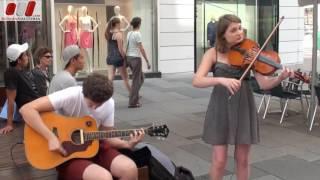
[228,38,310,83]
[227,16,310,84]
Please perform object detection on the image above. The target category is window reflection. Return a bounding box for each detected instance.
[195,0,278,70]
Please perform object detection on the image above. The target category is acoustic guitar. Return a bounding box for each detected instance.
[24,112,169,170]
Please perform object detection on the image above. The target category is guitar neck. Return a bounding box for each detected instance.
[84,128,147,141]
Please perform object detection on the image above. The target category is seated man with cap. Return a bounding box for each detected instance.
[0,43,40,134]
[48,45,85,94]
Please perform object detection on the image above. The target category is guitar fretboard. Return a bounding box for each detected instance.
[84,129,147,141]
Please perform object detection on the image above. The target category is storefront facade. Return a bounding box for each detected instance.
[0,0,158,88]
[0,0,307,86]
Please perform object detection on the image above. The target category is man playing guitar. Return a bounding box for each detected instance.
[20,73,144,180]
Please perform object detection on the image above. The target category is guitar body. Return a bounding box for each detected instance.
[24,112,99,170]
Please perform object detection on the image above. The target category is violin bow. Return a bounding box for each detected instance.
[239,16,285,81]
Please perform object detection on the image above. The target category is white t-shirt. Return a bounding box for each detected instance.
[48,86,114,127]
[126,31,142,57]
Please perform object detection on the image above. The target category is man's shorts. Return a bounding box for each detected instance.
[56,141,120,180]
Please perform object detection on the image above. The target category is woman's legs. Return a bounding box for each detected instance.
[118,66,132,93]
[234,144,251,180]
[210,145,228,180]
[107,65,116,81]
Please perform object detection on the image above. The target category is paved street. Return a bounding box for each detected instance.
[2,72,320,180]
[112,72,320,180]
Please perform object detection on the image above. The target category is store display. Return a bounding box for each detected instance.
[79,6,98,49]
[79,6,99,72]
[109,6,130,32]
[59,5,78,47]
[53,0,153,74]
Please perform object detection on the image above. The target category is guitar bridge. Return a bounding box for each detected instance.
[80,129,84,145]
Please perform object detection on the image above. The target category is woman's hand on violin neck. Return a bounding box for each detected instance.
[219,78,241,95]
[279,67,295,81]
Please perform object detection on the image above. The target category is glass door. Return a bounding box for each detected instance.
[195,0,258,71]
[257,0,279,51]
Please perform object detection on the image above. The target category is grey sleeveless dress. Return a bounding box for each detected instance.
[202,62,259,145]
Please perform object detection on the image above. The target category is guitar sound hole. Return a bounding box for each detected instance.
[71,130,82,145]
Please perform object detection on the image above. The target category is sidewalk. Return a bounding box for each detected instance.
[1,72,320,180]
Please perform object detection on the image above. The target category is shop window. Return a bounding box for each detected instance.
[54,0,155,76]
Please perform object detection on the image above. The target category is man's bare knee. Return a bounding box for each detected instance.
[83,164,112,180]
[111,155,138,180]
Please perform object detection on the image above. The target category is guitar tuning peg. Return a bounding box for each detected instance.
[161,137,165,141]
[157,137,161,140]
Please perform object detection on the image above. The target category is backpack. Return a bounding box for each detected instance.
[123,143,195,180]
[175,166,195,180]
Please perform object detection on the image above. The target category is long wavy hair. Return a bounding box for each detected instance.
[105,17,121,40]
[215,14,241,53]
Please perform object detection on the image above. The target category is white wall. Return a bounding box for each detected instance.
[279,0,304,64]
[158,0,194,73]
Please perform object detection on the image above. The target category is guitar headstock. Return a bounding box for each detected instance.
[146,124,169,138]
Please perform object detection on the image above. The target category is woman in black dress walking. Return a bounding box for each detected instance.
[193,14,293,180]
[105,17,131,94]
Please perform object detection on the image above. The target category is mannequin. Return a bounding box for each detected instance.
[109,6,130,32]
[59,5,78,47]
[79,6,99,73]
[207,17,217,47]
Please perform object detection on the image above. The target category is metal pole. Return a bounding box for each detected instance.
[50,0,57,74]
[309,0,318,130]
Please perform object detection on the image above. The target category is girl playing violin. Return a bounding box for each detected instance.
[192,14,294,180]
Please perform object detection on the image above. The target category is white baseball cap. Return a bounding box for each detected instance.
[62,45,80,63]
[6,43,29,62]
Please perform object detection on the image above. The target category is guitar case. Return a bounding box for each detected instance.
[120,143,195,180]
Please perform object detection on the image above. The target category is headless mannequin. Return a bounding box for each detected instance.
[79,6,99,73]
[207,17,216,47]
[59,5,78,47]
[109,6,129,32]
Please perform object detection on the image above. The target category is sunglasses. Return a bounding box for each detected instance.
[43,55,53,59]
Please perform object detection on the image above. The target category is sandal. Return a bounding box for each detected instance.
[128,103,141,108]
